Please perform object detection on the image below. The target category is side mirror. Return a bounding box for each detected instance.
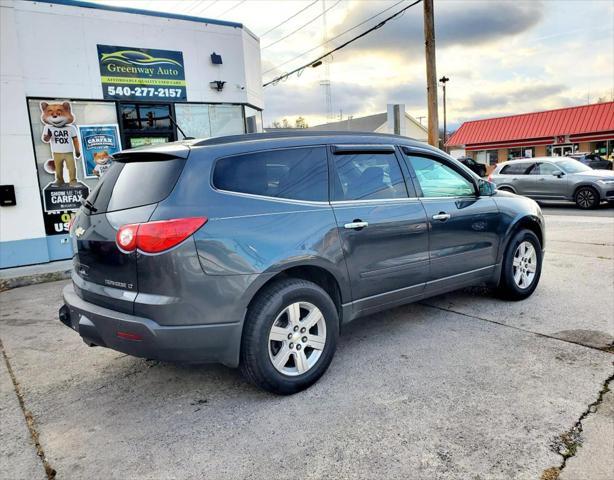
[478,179,496,196]
[553,170,565,178]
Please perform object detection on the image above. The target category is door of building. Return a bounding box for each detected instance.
[551,144,574,157]
[118,103,176,149]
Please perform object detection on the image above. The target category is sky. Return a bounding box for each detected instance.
[93,0,614,130]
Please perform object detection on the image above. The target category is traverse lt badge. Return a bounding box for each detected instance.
[75,226,85,238]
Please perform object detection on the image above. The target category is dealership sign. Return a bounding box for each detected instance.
[97,45,187,100]
[43,182,89,213]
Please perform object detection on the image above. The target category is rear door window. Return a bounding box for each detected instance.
[85,158,185,214]
[500,163,533,175]
[331,152,407,201]
[212,147,328,202]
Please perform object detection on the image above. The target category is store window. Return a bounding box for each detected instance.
[508,147,534,160]
[486,150,499,165]
[210,105,245,137]
[174,104,211,138]
[592,141,612,157]
[28,99,119,236]
[174,104,245,139]
[245,105,263,133]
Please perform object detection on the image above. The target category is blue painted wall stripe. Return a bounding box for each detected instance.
[0,237,51,269]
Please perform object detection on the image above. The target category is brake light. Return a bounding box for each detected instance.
[116,217,207,254]
[67,214,76,233]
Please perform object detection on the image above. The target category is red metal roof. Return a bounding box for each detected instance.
[447,101,614,148]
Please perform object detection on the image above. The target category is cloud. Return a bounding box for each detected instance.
[461,84,566,112]
[329,1,544,56]
[263,79,427,126]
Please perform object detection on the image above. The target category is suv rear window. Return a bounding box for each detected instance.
[212,147,328,202]
[84,158,185,214]
[500,163,533,175]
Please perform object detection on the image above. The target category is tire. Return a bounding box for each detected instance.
[497,229,542,301]
[575,186,599,209]
[240,278,339,395]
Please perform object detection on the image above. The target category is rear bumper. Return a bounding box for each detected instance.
[60,284,242,367]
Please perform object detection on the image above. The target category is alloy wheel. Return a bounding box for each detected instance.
[512,241,537,289]
[268,301,327,376]
[576,189,596,208]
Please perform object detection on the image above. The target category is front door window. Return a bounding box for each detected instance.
[405,155,475,197]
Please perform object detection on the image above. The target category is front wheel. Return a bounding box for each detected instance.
[497,229,542,301]
[240,278,338,395]
[575,186,599,209]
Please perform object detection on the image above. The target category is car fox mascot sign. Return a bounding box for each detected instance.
[39,101,89,220]
[40,101,82,186]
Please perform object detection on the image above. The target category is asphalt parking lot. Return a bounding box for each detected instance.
[1,206,613,480]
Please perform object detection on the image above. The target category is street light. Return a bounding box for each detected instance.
[439,76,449,151]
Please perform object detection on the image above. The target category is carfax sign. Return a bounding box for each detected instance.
[78,124,122,178]
[97,45,187,101]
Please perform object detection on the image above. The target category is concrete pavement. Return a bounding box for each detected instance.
[1,207,612,480]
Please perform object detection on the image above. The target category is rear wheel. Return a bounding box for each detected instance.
[497,229,542,301]
[240,278,338,395]
[575,186,599,209]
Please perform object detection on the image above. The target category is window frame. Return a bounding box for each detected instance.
[530,161,560,176]
[328,144,416,203]
[400,147,479,199]
[210,145,331,204]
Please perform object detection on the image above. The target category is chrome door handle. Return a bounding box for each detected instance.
[432,213,451,221]
[344,221,369,229]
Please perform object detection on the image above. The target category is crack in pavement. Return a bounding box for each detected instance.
[419,302,614,354]
[541,376,614,480]
[0,337,56,479]
[419,302,614,480]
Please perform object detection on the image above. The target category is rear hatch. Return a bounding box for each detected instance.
[71,145,189,313]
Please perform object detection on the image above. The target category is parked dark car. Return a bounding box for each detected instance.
[60,132,545,394]
[567,152,613,170]
[457,156,487,177]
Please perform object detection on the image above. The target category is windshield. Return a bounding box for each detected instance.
[557,159,592,174]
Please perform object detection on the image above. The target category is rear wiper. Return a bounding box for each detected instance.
[82,199,98,213]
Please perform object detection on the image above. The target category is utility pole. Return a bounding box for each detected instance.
[423,0,439,147]
[439,76,449,152]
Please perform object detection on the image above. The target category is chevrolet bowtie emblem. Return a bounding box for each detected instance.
[75,226,85,238]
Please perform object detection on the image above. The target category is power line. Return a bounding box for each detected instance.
[218,0,247,17]
[263,0,422,87]
[260,0,319,37]
[263,0,407,75]
[262,0,342,50]
[193,0,221,16]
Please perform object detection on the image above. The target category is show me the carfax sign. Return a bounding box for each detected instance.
[97,45,187,101]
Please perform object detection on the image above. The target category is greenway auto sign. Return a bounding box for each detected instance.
[97,45,187,100]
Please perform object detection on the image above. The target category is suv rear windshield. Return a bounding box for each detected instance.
[84,158,185,214]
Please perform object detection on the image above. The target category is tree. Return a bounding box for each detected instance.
[295,116,309,128]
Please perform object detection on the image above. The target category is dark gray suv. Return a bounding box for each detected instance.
[60,132,545,394]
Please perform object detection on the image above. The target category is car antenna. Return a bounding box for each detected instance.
[168,112,194,140]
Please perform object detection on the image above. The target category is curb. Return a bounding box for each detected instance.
[0,264,72,293]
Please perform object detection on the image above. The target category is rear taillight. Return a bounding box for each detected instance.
[68,214,76,233]
[116,217,207,254]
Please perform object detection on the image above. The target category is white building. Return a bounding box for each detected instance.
[0,0,263,268]
[306,104,428,142]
